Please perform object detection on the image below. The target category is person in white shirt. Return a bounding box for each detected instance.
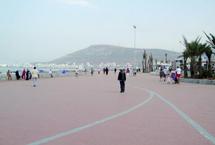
[49,69,53,78]
[176,66,182,83]
[31,67,39,87]
[163,67,169,82]
[75,68,79,77]
[97,68,101,74]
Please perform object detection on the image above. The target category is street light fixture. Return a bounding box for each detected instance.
[133,25,137,67]
[133,25,136,49]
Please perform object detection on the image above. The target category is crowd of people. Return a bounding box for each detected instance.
[159,66,182,84]
[7,68,33,81]
[6,67,39,87]
[3,65,182,91]
[103,67,109,75]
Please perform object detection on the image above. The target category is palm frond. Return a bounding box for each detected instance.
[204,32,215,48]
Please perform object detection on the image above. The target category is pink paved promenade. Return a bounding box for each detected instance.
[0,73,215,145]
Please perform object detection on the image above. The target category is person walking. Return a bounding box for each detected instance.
[159,68,164,81]
[15,70,20,80]
[75,68,79,77]
[26,69,31,80]
[7,70,12,80]
[31,67,39,87]
[21,68,26,80]
[176,66,182,84]
[114,68,117,74]
[90,68,94,76]
[49,69,53,78]
[105,67,109,75]
[98,68,101,74]
[118,69,126,93]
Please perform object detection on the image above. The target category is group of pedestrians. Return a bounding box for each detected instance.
[103,67,109,75]
[159,66,181,84]
[6,67,39,87]
[5,66,127,91]
[89,67,109,76]
[90,67,127,93]
[7,69,32,81]
[21,69,32,80]
[4,65,182,92]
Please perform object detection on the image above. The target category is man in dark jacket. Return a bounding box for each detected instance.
[118,69,126,93]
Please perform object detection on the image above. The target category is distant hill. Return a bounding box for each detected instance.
[50,45,181,65]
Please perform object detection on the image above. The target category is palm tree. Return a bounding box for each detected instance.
[165,53,168,63]
[204,33,215,77]
[155,59,158,70]
[181,37,190,77]
[182,50,189,78]
[148,53,153,72]
[204,44,213,77]
[182,35,214,78]
[204,32,215,49]
[143,50,147,72]
[182,36,201,78]
[196,43,207,78]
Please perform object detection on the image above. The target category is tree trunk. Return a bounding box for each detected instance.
[142,60,144,73]
[184,58,188,78]
[145,59,147,72]
[190,57,195,78]
[198,55,203,78]
[208,56,212,78]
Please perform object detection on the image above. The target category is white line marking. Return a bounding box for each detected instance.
[27,95,154,145]
[133,86,215,144]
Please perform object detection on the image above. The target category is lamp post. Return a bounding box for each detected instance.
[133,25,137,66]
[133,25,136,49]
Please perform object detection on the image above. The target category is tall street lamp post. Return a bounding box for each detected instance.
[133,25,136,49]
[133,25,137,66]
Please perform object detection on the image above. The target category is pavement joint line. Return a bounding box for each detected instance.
[27,95,154,145]
[132,85,215,145]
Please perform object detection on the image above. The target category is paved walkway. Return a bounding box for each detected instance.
[0,73,215,145]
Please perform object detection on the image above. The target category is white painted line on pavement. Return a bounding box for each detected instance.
[27,95,154,145]
[133,86,215,145]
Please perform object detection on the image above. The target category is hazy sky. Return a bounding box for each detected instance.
[0,0,214,64]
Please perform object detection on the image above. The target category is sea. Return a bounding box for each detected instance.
[0,63,90,80]
[0,66,47,74]
[0,66,23,74]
